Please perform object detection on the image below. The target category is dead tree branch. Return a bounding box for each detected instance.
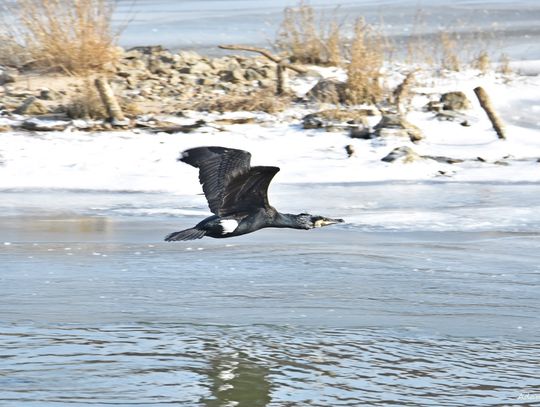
[218,44,308,74]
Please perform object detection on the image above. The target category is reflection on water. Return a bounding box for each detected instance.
[35,217,111,234]
[0,324,538,406]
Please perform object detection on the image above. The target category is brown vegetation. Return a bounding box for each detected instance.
[189,89,291,114]
[0,0,120,74]
[275,1,343,66]
[344,19,385,105]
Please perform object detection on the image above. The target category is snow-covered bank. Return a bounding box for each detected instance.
[1,67,539,193]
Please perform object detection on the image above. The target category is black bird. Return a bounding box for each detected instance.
[164,146,344,241]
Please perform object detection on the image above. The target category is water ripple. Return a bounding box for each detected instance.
[0,324,538,406]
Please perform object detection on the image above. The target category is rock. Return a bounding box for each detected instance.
[349,126,371,139]
[157,51,176,65]
[258,79,274,89]
[381,146,422,163]
[303,109,370,132]
[148,58,170,75]
[188,61,213,75]
[435,110,468,122]
[244,68,262,81]
[127,45,165,55]
[220,69,245,83]
[177,50,203,65]
[21,118,69,131]
[405,122,423,142]
[38,88,61,101]
[424,155,464,164]
[441,91,471,110]
[305,79,347,104]
[345,144,355,157]
[14,97,49,115]
[302,113,324,129]
[0,68,17,85]
[425,100,444,112]
[373,114,423,142]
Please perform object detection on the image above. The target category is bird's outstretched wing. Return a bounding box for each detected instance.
[180,146,280,216]
[220,165,280,215]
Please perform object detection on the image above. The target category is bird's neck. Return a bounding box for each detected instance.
[273,212,306,229]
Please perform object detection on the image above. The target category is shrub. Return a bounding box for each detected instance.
[275,1,343,66]
[0,0,120,74]
[344,19,384,105]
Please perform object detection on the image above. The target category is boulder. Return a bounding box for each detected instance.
[441,91,471,110]
[305,79,347,104]
[381,146,422,163]
[373,114,423,142]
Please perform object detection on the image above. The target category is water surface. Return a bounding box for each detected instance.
[1,182,539,405]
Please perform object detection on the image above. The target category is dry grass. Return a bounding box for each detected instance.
[189,89,291,113]
[344,19,385,105]
[498,54,512,75]
[275,1,343,66]
[0,0,120,74]
[66,79,107,119]
[473,51,491,73]
[439,31,461,71]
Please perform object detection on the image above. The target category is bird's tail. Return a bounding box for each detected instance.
[164,228,206,241]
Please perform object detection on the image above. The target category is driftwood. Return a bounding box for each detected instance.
[473,86,506,140]
[218,44,309,96]
[218,44,308,74]
[94,77,126,124]
[276,62,290,95]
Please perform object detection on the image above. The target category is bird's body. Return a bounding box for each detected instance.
[165,146,343,241]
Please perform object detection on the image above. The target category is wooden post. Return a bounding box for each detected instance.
[94,77,126,124]
[473,86,506,140]
[276,62,290,95]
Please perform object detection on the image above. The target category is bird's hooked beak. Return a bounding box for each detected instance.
[312,215,344,228]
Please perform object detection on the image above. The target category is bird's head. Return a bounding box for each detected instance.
[295,213,344,229]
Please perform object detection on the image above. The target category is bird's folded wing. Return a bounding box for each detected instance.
[180,146,252,215]
[220,166,280,216]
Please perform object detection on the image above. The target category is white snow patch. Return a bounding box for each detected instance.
[0,64,539,192]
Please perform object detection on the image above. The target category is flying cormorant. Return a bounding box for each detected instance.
[164,146,344,241]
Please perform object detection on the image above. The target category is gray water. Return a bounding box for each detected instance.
[113,0,540,59]
[1,182,539,406]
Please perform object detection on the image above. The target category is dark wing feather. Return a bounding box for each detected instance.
[220,166,280,216]
[180,146,252,215]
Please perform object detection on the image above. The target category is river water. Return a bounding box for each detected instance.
[1,182,539,405]
[113,0,540,60]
